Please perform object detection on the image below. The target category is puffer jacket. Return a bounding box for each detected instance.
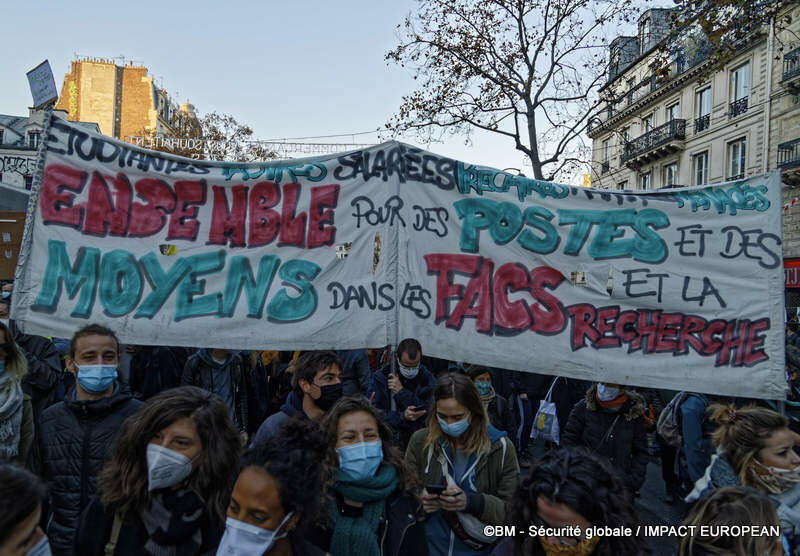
[562,385,649,493]
[31,383,141,555]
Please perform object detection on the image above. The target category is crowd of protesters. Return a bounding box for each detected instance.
[1,277,800,555]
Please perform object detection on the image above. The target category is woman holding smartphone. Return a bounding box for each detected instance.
[406,373,520,555]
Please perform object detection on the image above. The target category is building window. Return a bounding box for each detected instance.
[729,63,749,118]
[728,138,746,180]
[695,87,711,132]
[621,126,630,142]
[693,151,709,185]
[27,130,40,149]
[617,180,628,190]
[639,17,652,54]
[639,172,651,190]
[642,113,655,132]
[664,162,678,187]
[24,175,33,190]
[666,102,680,121]
[602,139,611,174]
[0,129,3,145]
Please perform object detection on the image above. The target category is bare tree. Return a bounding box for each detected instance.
[200,112,277,162]
[386,0,641,181]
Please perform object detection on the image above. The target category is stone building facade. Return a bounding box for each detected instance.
[587,4,800,310]
[54,58,195,140]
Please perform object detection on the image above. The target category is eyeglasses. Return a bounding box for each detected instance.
[531,516,587,547]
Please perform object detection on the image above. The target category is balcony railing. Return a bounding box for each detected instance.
[728,173,744,181]
[778,139,800,169]
[694,114,710,133]
[621,119,686,164]
[729,97,748,119]
[784,48,800,81]
[601,161,610,174]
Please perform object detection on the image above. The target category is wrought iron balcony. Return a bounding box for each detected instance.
[728,173,744,181]
[729,97,748,119]
[778,139,800,169]
[784,48,800,81]
[620,119,686,166]
[694,114,710,133]
[601,161,610,174]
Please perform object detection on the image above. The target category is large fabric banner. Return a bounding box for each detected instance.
[12,115,785,397]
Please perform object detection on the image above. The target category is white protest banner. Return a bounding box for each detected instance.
[26,60,58,109]
[11,115,785,398]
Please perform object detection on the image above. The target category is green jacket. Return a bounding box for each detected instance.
[405,426,519,525]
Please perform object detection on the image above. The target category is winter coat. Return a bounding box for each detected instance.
[337,349,372,396]
[368,365,436,448]
[406,425,519,555]
[180,350,250,432]
[252,391,306,446]
[679,393,714,483]
[73,494,223,556]
[309,489,428,556]
[562,385,649,493]
[12,324,62,419]
[128,346,184,400]
[31,384,141,555]
[486,395,515,438]
[15,394,33,466]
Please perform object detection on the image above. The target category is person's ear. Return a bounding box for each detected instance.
[285,512,301,533]
[65,356,77,375]
[298,378,312,396]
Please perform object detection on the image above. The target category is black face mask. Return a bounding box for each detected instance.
[314,382,343,411]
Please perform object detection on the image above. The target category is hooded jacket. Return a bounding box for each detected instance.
[180,350,249,432]
[368,364,435,449]
[562,385,649,493]
[31,383,141,555]
[406,425,519,555]
[252,391,305,446]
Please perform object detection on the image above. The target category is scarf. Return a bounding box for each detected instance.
[596,393,627,411]
[480,386,496,408]
[538,535,600,556]
[328,465,399,556]
[138,486,206,556]
[0,373,23,460]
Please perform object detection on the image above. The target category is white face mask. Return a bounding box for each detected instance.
[397,361,419,379]
[147,444,194,491]
[216,512,293,555]
[26,535,52,556]
[597,384,620,402]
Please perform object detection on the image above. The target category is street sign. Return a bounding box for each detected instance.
[26,60,58,109]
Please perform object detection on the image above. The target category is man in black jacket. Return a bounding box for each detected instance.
[181,348,258,436]
[31,324,141,555]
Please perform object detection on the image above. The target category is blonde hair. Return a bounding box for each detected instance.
[424,373,490,456]
[678,486,781,555]
[0,321,27,380]
[709,403,788,488]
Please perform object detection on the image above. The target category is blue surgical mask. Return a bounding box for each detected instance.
[337,441,383,481]
[1,291,9,300]
[26,534,52,556]
[216,513,293,555]
[76,364,117,393]
[437,415,470,438]
[474,381,492,396]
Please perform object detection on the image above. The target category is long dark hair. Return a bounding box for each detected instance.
[97,386,241,524]
[0,320,27,379]
[425,373,490,456]
[242,418,326,528]
[508,446,649,555]
[0,464,46,546]
[320,396,419,497]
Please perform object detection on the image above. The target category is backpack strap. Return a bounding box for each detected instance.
[104,512,123,556]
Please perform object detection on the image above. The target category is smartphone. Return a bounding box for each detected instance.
[426,484,447,495]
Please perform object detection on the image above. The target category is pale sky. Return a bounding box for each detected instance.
[1,0,584,181]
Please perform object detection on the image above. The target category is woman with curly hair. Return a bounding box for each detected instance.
[74,386,242,555]
[678,486,785,555]
[0,320,33,465]
[308,396,427,556]
[493,446,648,556]
[216,417,326,555]
[686,403,800,551]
